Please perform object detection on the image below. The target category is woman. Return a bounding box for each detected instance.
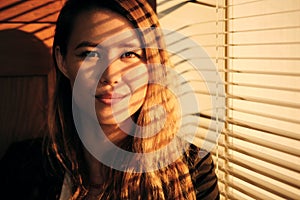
[0,0,219,199]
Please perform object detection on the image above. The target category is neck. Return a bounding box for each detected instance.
[79,116,134,185]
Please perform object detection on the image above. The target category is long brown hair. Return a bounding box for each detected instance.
[48,0,196,199]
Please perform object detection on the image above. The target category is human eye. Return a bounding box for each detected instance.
[121,51,142,59]
[77,50,101,59]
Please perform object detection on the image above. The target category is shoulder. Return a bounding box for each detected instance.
[184,144,220,200]
[0,138,63,200]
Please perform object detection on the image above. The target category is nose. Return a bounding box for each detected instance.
[100,60,122,86]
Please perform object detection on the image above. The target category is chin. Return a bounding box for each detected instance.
[96,105,142,126]
[96,110,128,125]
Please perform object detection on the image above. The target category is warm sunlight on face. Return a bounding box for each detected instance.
[61,9,148,125]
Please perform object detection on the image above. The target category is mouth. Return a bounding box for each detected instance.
[95,93,126,105]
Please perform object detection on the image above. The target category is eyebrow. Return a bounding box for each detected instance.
[123,39,142,47]
[74,40,142,50]
[75,41,99,50]
[123,43,142,49]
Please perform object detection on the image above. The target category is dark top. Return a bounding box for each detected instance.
[0,139,219,200]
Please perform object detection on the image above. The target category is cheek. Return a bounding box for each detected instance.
[109,65,148,123]
[66,58,99,89]
[126,65,148,116]
[68,58,102,119]
[128,84,147,115]
[123,64,149,93]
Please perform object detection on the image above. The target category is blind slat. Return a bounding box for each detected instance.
[225,165,300,199]
[227,117,300,141]
[212,150,300,189]
[226,141,300,174]
[226,129,300,157]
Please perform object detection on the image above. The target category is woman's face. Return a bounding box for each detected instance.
[56,9,148,125]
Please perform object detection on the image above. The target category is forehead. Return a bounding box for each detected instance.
[68,8,140,48]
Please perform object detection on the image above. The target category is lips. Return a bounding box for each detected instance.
[95,93,126,105]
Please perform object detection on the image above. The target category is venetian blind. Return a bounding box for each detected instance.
[158,0,300,199]
[222,0,300,199]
